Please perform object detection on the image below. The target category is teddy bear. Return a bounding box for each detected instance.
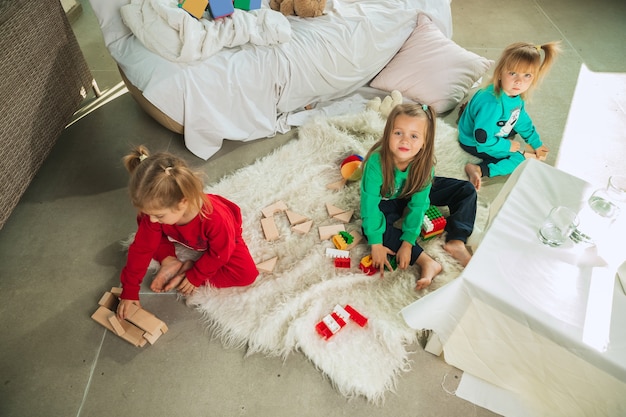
[269,0,326,18]
[366,90,403,119]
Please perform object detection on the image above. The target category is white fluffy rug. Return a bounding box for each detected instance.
[186,110,487,403]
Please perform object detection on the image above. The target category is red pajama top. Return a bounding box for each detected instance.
[120,194,246,300]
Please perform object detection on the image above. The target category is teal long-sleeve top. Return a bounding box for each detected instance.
[360,151,432,246]
[458,84,542,158]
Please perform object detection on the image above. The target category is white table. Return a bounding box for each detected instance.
[402,159,626,417]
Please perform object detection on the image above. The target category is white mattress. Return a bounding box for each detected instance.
[90,0,452,159]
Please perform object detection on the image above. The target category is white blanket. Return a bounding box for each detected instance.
[120,0,292,63]
[92,0,453,160]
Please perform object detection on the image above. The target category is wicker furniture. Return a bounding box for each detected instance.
[0,0,94,230]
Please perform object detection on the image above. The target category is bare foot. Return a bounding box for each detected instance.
[465,163,482,191]
[415,253,443,291]
[443,240,472,267]
[151,257,183,293]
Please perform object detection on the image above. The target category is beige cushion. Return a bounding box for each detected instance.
[370,13,493,114]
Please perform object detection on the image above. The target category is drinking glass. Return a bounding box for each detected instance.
[539,206,579,247]
[571,175,626,244]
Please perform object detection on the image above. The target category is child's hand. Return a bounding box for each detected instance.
[509,140,521,152]
[535,144,549,159]
[117,299,141,321]
[396,241,413,270]
[371,244,395,277]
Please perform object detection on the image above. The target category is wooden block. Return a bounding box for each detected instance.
[110,287,123,297]
[98,292,118,310]
[143,329,163,345]
[318,224,345,240]
[333,210,353,223]
[126,307,164,336]
[326,203,346,217]
[107,314,126,336]
[326,179,346,190]
[92,306,146,347]
[256,256,278,273]
[345,230,362,250]
[292,220,313,234]
[262,201,288,218]
[285,210,308,225]
[261,217,280,241]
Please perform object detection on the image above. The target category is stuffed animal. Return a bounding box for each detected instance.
[366,90,403,119]
[269,0,326,18]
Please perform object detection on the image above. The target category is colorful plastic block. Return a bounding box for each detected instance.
[334,257,351,268]
[385,255,397,271]
[234,0,261,10]
[344,304,368,327]
[315,312,347,339]
[420,205,447,240]
[208,0,234,19]
[315,305,368,340]
[359,255,377,276]
[332,234,348,250]
[325,248,350,258]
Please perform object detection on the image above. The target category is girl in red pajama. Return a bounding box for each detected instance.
[116,146,258,320]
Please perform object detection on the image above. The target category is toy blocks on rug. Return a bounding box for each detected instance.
[315,304,368,340]
[234,0,261,10]
[421,206,446,240]
[91,288,168,347]
[178,0,208,19]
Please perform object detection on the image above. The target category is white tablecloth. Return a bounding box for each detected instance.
[402,159,626,417]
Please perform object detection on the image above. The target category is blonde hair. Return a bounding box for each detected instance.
[491,41,561,100]
[122,145,210,216]
[364,103,436,199]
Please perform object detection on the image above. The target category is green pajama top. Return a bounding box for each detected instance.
[360,151,432,246]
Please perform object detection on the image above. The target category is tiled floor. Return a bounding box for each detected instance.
[1,0,625,416]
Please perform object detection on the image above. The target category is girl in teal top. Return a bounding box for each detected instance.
[459,41,561,190]
[361,104,477,290]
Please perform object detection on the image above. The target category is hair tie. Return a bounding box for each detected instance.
[139,154,148,162]
[535,45,541,51]
[164,167,173,175]
[421,104,428,112]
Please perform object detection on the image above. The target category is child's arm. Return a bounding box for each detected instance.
[516,103,543,150]
[119,215,163,301]
[360,154,387,246]
[401,183,432,245]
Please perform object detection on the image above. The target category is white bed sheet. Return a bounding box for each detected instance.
[90,0,452,160]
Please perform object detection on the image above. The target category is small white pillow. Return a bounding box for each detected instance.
[370,13,493,114]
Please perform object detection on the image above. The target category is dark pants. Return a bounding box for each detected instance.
[377,177,477,266]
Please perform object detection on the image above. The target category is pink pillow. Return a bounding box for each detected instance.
[370,14,493,114]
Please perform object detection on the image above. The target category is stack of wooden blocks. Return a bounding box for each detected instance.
[91,288,168,347]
